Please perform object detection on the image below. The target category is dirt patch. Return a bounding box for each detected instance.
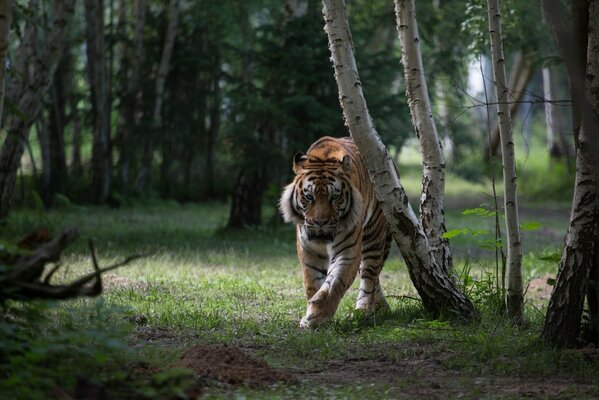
[173,344,296,388]
[301,354,599,399]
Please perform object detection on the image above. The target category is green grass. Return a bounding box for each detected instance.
[1,199,597,399]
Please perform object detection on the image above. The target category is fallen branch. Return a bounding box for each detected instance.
[0,229,146,301]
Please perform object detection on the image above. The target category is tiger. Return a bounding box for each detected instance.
[279,136,392,329]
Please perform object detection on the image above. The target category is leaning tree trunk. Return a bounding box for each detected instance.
[134,0,179,192]
[487,0,523,322]
[85,0,111,203]
[0,0,11,122]
[321,0,476,321]
[486,52,534,158]
[394,0,452,275]
[0,0,75,221]
[542,0,599,347]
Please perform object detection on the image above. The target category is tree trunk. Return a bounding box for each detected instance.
[46,52,69,198]
[542,0,599,347]
[487,0,524,322]
[542,65,567,159]
[487,53,534,158]
[0,0,11,122]
[135,0,179,192]
[85,0,111,203]
[115,0,145,192]
[321,0,476,321]
[206,51,221,199]
[227,169,264,229]
[37,114,51,197]
[0,0,75,221]
[394,0,452,275]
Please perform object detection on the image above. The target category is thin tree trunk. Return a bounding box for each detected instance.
[206,51,221,199]
[542,0,599,347]
[37,115,51,196]
[394,0,452,275]
[85,0,111,203]
[116,0,145,192]
[542,65,567,159]
[487,0,523,322]
[46,53,69,197]
[68,68,82,177]
[487,53,534,157]
[135,0,179,192]
[0,0,11,123]
[0,0,75,220]
[321,0,476,321]
[227,169,264,229]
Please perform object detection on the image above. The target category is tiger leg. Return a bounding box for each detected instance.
[356,215,392,313]
[300,234,362,329]
[297,234,329,300]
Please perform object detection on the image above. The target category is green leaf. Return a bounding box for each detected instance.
[462,207,490,216]
[442,229,467,239]
[546,277,556,286]
[520,221,541,231]
[538,252,562,263]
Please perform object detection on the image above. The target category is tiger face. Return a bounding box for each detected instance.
[279,152,362,243]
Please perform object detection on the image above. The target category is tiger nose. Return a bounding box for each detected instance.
[313,219,328,227]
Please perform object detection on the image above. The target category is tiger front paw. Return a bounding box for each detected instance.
[300,291,333,329]
[300,311,332,330]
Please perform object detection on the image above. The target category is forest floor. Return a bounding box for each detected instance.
[2,199,599,399]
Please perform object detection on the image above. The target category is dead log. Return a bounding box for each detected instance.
[0,229,145,301]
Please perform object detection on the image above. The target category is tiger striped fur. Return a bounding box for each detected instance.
[279,136,392,329]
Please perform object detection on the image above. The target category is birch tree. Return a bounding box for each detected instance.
[135,0,180,192]
[542,65,568,159]
[394,0,452,275]
[487,0,524,322]
[0,0,11,122]
[0,0,75,220]
[542,0,599,347]
[321,0,476,321]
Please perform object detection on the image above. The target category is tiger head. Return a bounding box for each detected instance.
[279,152,363,243]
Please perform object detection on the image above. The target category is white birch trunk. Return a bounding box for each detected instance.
[0,0,11,123]
[542,0,599,347]
[394,0,451,275]
[322,0,476,320]
[487,0,523,322]
[542,65,567,158]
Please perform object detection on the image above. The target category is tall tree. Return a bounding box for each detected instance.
[85,0,111,203]
[0,0,11,122]
[542,64,568,159]
[115,0,146,191]
[542,0,599,347]
[0,0,75,220]
[394,0,452,275]
[135,0,180,192]
[321,0,476,321]
[487,0,524,322]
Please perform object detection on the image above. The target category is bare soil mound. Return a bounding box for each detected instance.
[173,344,296,388]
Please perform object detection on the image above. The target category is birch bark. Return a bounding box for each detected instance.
[0,0,75,220]
[542,0,599,347]
[487,0,523,322]
[394,0,451,275]
[321,0,476,321]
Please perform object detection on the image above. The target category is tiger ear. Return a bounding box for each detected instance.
[293,152,308,173]
[341,155,351,173]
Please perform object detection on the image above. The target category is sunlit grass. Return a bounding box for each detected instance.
[2,197,594,398]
